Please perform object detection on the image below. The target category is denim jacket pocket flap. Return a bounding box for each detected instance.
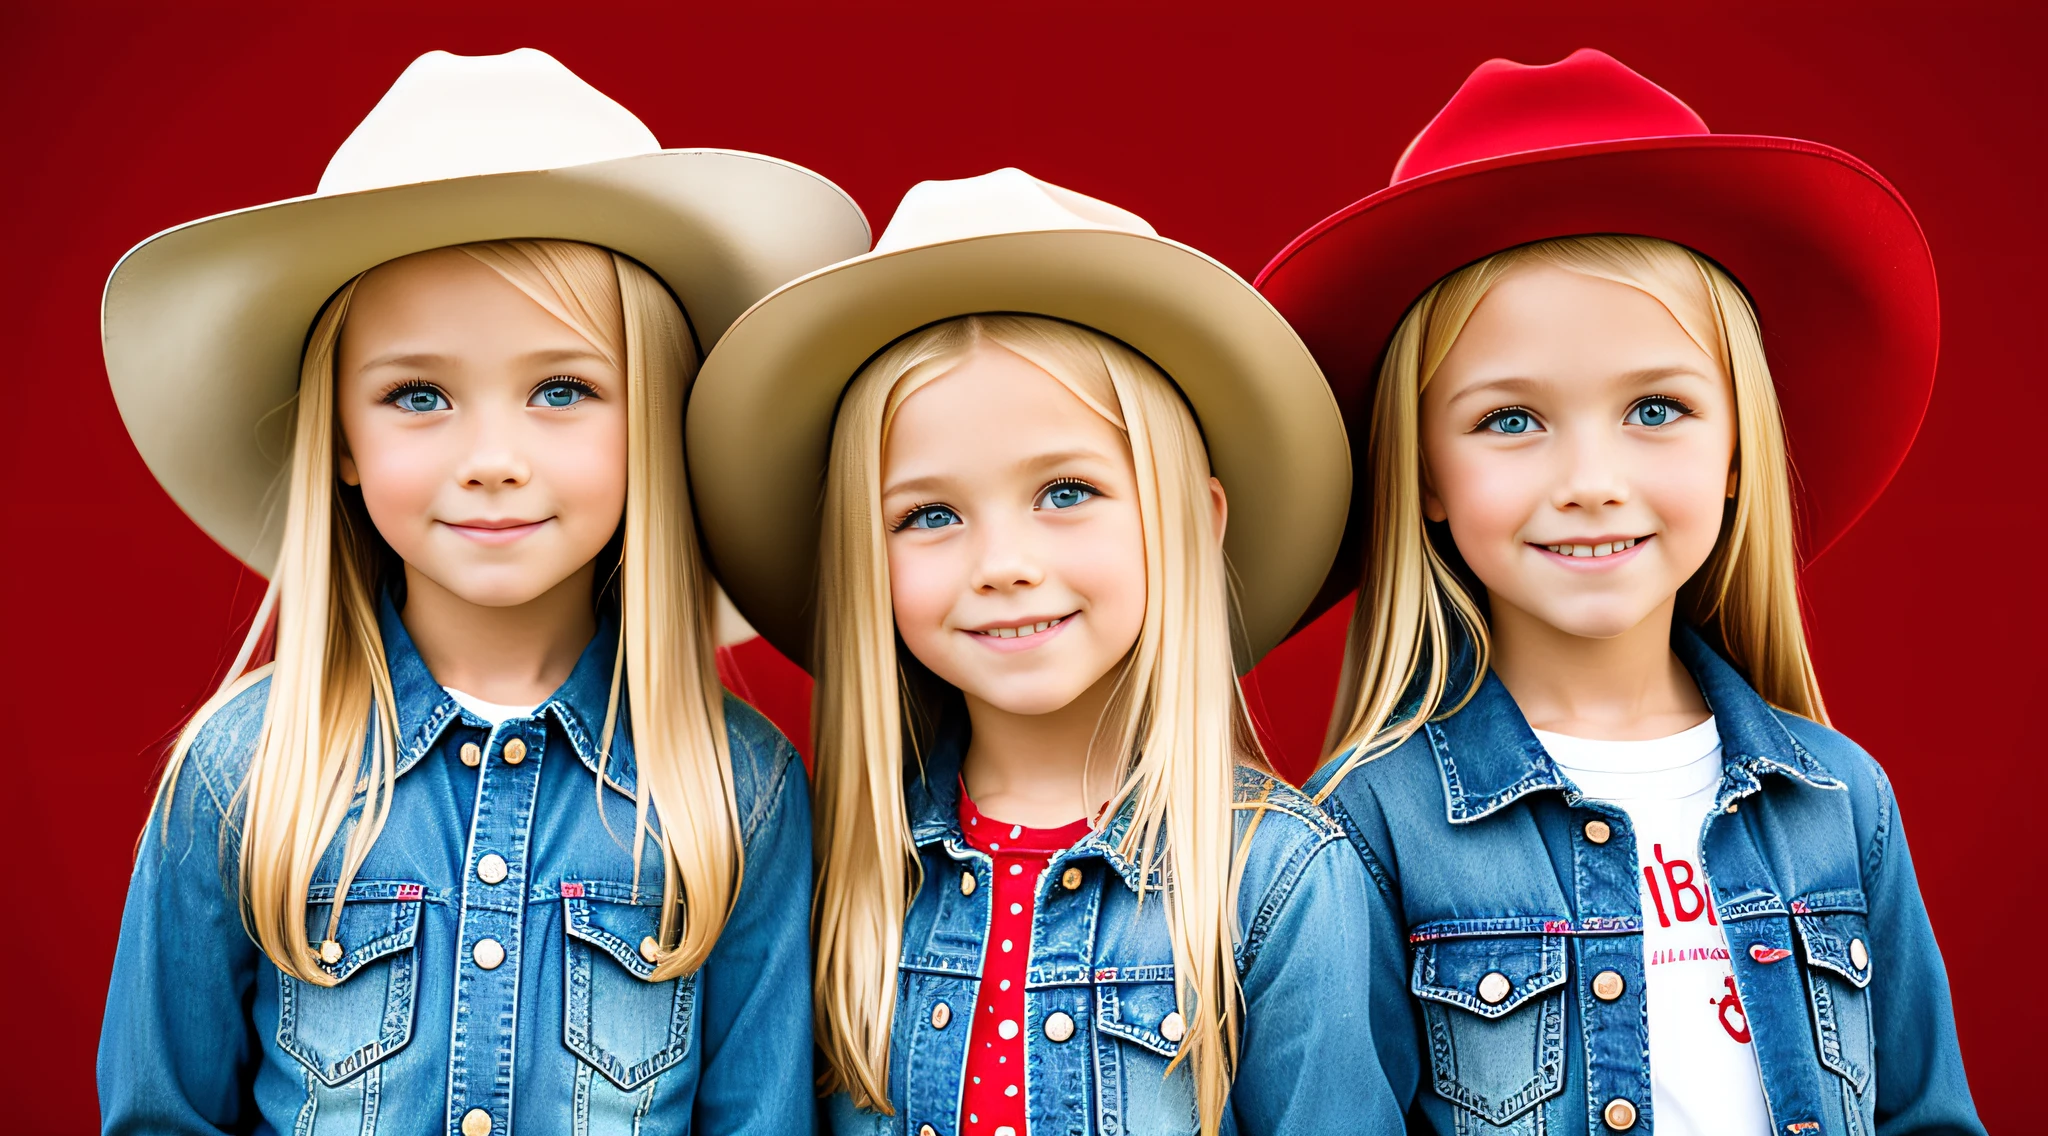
[561,880,696,1090]
[1411,934,1568,1019]
[1793,910,1873,989]
[279,881,425,1086]
[1096,972,1183,1058]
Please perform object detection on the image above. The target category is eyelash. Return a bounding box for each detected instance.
[1471,396,1699,432]
[379,379,443,405]
[890,502,951,533]
[534,375,599,400]
[1038,477,1099,503]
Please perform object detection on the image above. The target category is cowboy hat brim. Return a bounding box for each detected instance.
[1256,133,1938,631]
[102,148,870,576]
[686,227,1352,668]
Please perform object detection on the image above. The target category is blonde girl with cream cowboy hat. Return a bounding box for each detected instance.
[96,49,868,1135]
[687,168,1404,1136]
[1262,50,1983,1136]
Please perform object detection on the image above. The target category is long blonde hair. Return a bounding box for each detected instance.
[155,239,743,984]
[812,315,1257,1132]
[1323,235,1826,777]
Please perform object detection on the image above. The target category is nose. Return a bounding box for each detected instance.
[969,510,1044,595]
[454,418,531,490]
[1551,423,1628,513]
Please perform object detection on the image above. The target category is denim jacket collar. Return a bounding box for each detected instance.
[903,716,1161,893]
[379,592,638,796]
[1431,624,1842,825]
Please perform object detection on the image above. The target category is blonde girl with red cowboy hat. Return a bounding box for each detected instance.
[96,49,868,1135]
[1262,50,1983,1136]
[687,168,1404,1135]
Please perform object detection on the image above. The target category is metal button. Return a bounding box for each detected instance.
[476,853,508,885]
[472,937,506,970]
[1726,801,1739,814]
[640,935,662,963]
[1043,1010,1076,1042]
[930,1001,952,1029]
[318,939,343,966]
[1477,971,1512,1005]
[1159,1010,1185,1043]
[1583,819,1611,844]
[1061,867,1083,890]
[1603,1097,1638,1129]
[917,1126,937,1136]
[461,1108,493,1136]
[1592,970,1626,1001]
[460,742,481,767]
[502,737,527,765]
[960,871,976,896]
[1850,937,1869,970]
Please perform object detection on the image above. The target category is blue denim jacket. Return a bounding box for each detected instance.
[100,597,815,1136]
[1304,628,1982,1136]
[826,722,1403,1136]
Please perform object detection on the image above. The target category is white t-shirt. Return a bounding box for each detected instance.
[1535,718,1771,1136]
[445,686,539,727]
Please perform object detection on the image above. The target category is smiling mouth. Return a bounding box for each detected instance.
[1536,536,1650,559]
[970,615,1071,639]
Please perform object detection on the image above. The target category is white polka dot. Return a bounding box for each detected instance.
[969,816,978,826]
[1005,1084,1019,1097]
[970,1114,978,1123]
[990,841,1001,851]
[998,1019,1019,1039]
[1009,864,1022,875]
[1009,825,1022,838]
[999,1054,1008,1063]
[996,1128,1017,1136]
[1000,979,1011,991]
[973,1077,981,1084]
[1010,902,1023,915]
[1000,938,1013,952]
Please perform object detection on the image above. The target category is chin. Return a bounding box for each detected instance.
[1537,604,1665,641]
[954,676,1095,718]
[430,571,562,610]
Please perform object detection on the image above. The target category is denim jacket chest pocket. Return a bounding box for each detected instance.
[1409,930,1569,1132]
[278,880,426,1086]
[1791,896,1876,1098]
[1093,964,1197,1132]
[560,880,698,1090]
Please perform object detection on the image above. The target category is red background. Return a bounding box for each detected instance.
[3,2,2038,1129]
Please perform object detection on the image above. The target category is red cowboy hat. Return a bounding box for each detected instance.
[1257,48,1937,627]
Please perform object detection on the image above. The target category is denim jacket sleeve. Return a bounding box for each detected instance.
[1856,760,1984,1136]
[688,699,817,1134]
[98,684,266,1135]
[1229,792,1405,1134]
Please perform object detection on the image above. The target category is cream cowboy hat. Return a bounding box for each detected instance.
[686,168,1350,667]
[102,48,870,578]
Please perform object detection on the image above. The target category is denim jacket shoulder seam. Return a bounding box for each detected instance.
[738,732,796,850]
[1237,827,1343,971]
[1865,756,1896,888]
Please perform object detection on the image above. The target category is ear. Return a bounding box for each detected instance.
[1421,454,1449,523]
[1725,468,1738,499]
[338,437,361,487]
[1207,476,1228,545]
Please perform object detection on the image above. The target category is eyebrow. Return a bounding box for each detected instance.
[880,448,1120,499]
[1444,365,1713,403]
[354,346,613,372]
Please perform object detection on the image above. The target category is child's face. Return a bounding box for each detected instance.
[335,249,628,610]
[881,343,1147,718]
[1418,264,1737,642]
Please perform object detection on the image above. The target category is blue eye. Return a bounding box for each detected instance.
[531,378,592,408]
[1481,408,1540,435]
[387,383,450,413]
[1039,480,1096,510]
[1625,397,1690,428]
[900,504,961,531]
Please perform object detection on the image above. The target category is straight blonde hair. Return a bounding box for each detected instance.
[155,239,743,984]
[811,315,1259,1134]
[1322,235,1826,780]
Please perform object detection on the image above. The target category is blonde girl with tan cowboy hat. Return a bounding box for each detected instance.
[687,168,1405,1136]
[1261,50,1983,1136]
[96,49,868,1135]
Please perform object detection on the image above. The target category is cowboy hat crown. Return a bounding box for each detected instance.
[870,167,1156,252]
[318,48,660,194]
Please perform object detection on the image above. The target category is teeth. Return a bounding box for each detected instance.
[1544,538,1641,558]
[978,618,1064,638]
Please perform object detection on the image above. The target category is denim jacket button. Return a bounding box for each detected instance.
[502,737,528,765]
[476,853,508,884]
[1061,867,1083,890]
[460,742,481,767]
[1584,819,1612,844]
[318,938,343,966]
[1602,1097,1638,1129]
[472,938,506,970]
[961,871,977,896]
[639,935,663,963]
[1159,1010,1185,1042]
[1043,1011,1076,1042]
[931,1001,952,1029]
[1850,937,1870,970]
[1592,969,1626,1001]
[460,1107,493,1136]
[1477,971,1512,1005]
[917,1125,938,1136]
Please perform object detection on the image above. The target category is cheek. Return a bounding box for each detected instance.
[886,541,959,645]
[1638,438,1735,552]
[1429,443,1538,554]
[1064,506,1147,634]
[341,419,448,530]
[543,417,629,526]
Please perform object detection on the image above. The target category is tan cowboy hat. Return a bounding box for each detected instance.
[102,48,870,578]
[686,168,1350,668]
